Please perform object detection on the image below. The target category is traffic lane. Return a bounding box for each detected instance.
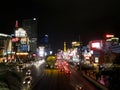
[30,61,45,83]
[70,66,99,90]
[32,69,75,90]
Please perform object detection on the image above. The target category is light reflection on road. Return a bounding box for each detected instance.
[33,59,45,68]
[30,59,46,88]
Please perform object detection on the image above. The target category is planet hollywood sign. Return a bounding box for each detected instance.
[15,28,27,37]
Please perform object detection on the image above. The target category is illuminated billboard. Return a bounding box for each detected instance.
[19,44,29,52]
[106,34,114,38]
[12,37,19,42]
[89,40,105,50]
[91,42,101,49]
[20,37,29,44]
[38,46,45,57]
[15,28,27,37]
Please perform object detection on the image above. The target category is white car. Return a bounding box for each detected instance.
[23,76,32,85]
[26,69,31,76]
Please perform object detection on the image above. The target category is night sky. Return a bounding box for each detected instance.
[0,0,120,51]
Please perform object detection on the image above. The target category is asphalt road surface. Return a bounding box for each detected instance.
[32,65,99,90]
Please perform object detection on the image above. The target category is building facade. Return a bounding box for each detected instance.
[0,33,13,62]
[22,18,38,54]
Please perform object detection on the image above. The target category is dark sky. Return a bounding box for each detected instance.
[0,0,120,51]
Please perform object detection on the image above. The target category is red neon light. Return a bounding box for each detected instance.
[106,34,114,38]
[15,20,18,28]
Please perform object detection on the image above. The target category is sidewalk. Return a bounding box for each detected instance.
[82,71,108,90]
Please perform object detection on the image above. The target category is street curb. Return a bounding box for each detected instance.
[82,74,108,90]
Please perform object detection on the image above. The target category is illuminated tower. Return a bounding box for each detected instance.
[64,42,66,52]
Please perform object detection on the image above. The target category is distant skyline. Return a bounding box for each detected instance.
[0,0,120,51]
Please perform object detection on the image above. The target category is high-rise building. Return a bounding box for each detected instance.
[22,18,38,53]
[39,34,52,55]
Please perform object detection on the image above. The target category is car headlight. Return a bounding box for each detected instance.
[23,81,25,84]
[27,81,30,84]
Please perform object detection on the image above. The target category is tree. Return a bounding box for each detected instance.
[0,63,23,90]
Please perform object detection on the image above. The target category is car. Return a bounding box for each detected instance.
[26,69,31,76]
[65,69,71,75]
[23,76,32,85]
[75,84,84,90]
[63,65,71,74]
